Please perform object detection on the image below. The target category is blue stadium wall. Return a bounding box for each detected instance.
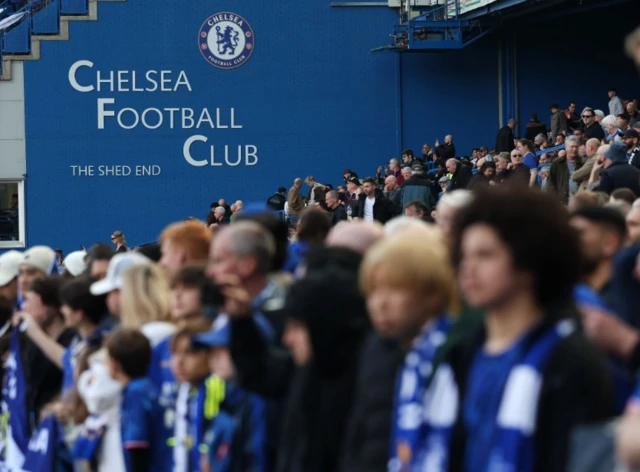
[20,0,638,252]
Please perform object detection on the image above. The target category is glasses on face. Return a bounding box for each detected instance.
[512,154,522,158]
[582,115,593,118]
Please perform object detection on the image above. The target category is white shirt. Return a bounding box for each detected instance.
[364,196,375,222]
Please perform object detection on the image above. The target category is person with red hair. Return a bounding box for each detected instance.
[159,220,212,277]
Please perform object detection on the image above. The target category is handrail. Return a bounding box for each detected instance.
[536,144,565,156]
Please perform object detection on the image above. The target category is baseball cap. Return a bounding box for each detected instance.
[0,251,24,287]
[192,313,275,348]
[624,129,639,139]
[439,176,450,184]
[347,176,361,186]
[63,250,87,277]
[21,246,57,275]
[411,163,424,172]
[90,252,150,295]
[604,142,629,164]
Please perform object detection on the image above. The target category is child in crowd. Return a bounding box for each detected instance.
[149,264,212,448]
[359,225,458,471]
[75,345,125,472]
[193,315,269,472]
[170,322,216,472]
[105,328,171,472]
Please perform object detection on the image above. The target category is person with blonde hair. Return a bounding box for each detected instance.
[120,264,175,347]
[357,232,458,471]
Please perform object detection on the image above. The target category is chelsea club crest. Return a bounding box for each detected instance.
[198,12,255,70]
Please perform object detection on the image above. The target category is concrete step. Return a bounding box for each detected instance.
[1,0,125,82]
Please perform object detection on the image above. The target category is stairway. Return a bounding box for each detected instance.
[0,0,125,81]
[373,0,493,52]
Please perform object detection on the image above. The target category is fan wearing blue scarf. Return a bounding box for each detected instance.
[359,229,459,472]
[419,187,614,472]
[167,321,215,472]
[192,314,271,472]
[105,328,172,472]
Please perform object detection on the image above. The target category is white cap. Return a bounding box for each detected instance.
[63,250,87,277]
[90,252,151,295]
[21,246,57,275]
[0,251,25,287]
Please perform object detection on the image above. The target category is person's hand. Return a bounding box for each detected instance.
[215,274,253,318]
[580,306,640,360]
[13,311,34,328]
[593,158,605,173]
[435,139,440,147]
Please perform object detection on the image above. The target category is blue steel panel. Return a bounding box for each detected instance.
[22,0,499,251]
[32,0,61,35]
[514,7,638,131]
[400,39,499,155]
[1,17,30,54]
[60,0,87,15]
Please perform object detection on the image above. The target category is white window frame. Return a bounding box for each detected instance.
[0,180,26,249]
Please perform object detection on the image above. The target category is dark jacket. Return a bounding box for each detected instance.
[436,143,456,159]
[551,110,568,138]
[448,163,473,191]
[584,122,605,141]
[499,164,530,185]
[525,121,548,142]
[385,188,402,207]
[328,205,348,226]
[231,272,370,472]
[468,173,495,189]
[548,156,583,204]
[267,193,286,211]
[444,308,614,472]
[630,145,640,170]
[339,334,404,472]
[597,161,640,196]
[401,175,436,211]
[495,125,515,153]
[356,191,399,224]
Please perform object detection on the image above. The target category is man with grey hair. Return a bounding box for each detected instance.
[388,158,404,185]
[213,206,229,224]
[324,190,348,226]
[548,135,583,204]
[434,190,473,239]
[207,221,288,333]
[230,200,244,223]
[383,175,402,206]
[572,138,603,191]
[603,115,624,144]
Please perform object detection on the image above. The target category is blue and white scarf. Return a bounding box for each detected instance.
[23,415,59,472]
[0,327,30,471]
[389,315,452,472]
[419,319,576,472]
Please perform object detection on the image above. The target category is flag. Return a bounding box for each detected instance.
[23,416,57,472]
[0,328,29,471]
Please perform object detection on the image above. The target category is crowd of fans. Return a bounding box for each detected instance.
[0,33,640,471]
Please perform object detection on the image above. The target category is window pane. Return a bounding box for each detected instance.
[0,182,20,242]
